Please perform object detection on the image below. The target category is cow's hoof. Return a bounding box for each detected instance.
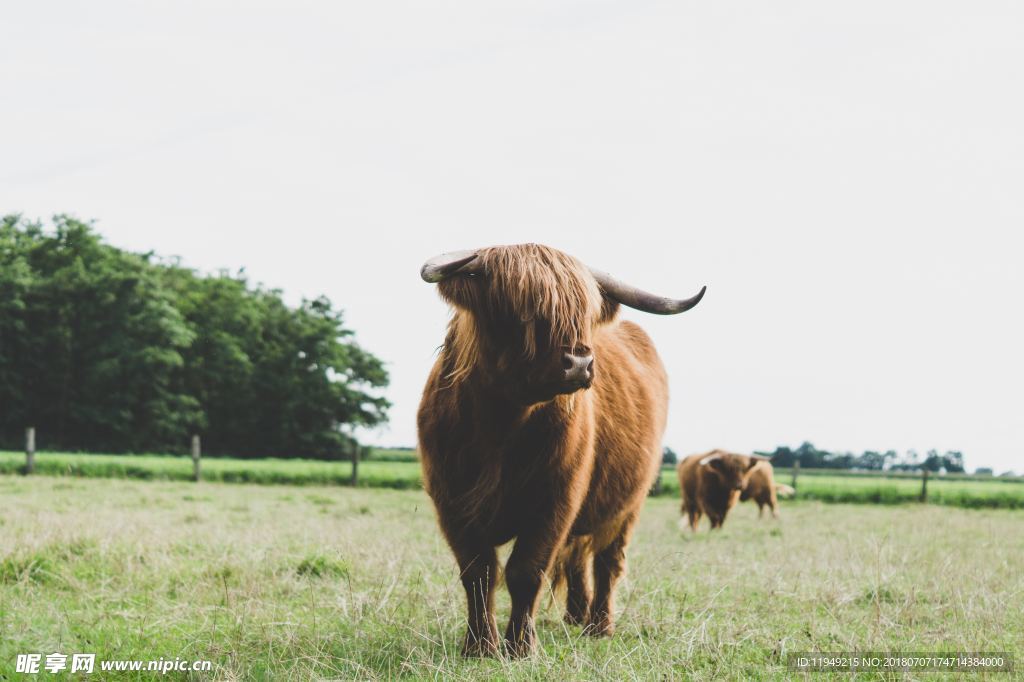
[584,619,615,637]
[503,636,535,658]
[461,634,499,657]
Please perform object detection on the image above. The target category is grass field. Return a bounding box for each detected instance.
[0,450,421,489]
[4,450,1023,510]
[654,467,1024,510]
[0,476,1021,679]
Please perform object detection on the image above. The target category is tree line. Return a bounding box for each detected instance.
[0,215,389,459]
[758,442,966,473]
[662,443,968,473]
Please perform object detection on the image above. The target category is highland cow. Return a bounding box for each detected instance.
[677,450,770,531]
[417,244,705,657]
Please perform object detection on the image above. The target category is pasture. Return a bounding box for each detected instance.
[655,468,1024,510]
[1,475,1021,679]
[4,450,1024,510]
[0,450,421,490]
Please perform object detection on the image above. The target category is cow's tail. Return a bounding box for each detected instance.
[775,483,796,498]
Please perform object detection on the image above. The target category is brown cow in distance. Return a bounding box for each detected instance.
[741,460,795,519]
[677,450,770,531]
[417,244,705,657]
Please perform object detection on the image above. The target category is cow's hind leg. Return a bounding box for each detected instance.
[587,514,637,637]
[561,538,592,626]
[452,543,500,657]
[686,505,702,532]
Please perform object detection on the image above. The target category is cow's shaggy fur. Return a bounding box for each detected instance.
[417,244,668,656]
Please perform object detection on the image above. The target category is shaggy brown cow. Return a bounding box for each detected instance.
[417,244,705,657]
[740,460,795,519]
[677,450,770,531]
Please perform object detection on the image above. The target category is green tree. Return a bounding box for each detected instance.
[0,216,35,437]
[942,450,965,473]
[0,215,389,458]
[4,216,200,451]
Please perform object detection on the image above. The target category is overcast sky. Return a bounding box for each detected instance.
[3,1,1022,472]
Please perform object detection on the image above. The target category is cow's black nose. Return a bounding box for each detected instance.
[563,351,594,384]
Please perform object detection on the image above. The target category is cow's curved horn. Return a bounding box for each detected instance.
[749,454,772,461]
[589,269,706,315]
[421,250,480,283]
[699,454,721,466]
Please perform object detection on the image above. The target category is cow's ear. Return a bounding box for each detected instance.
[598,295,620,324]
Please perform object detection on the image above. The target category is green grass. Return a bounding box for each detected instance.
[654,467,1024,510]
[366,448,419,462]
[0,476,1020,679]
[0,450,421,489]
[4,451,1023,509]
[771,467,1024,483]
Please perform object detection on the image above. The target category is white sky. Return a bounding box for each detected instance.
[2,1,1022,472]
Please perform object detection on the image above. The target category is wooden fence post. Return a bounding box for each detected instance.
[191,434,201,482]
[25,427,35,474]
[791,459,799,490]
[920,468,928,502]
[350,444,361,486]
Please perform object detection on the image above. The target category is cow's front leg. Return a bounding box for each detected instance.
[503,526,567,657]
[451,542,500,656]
[587,513,637,637]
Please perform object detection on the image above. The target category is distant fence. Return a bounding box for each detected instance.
[772,466,1024,485]
[11,427,384,486]
[6,433,1023,509]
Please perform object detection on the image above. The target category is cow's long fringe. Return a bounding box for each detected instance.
[440,244,602,384]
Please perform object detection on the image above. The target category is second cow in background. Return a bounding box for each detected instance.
[677,450,770,531]
[740,460,795,519]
